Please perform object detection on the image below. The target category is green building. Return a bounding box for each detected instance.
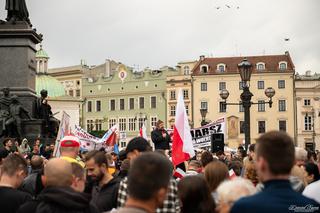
[82,60,176,147]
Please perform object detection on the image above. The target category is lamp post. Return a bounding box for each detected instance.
[219,58,275,150]
[200,108,208,126]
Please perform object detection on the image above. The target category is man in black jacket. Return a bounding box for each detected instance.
[17,158,98,213]
[85,150,120,212]
[151,120,171,151]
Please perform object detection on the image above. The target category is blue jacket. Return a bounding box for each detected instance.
[231,179,320,213]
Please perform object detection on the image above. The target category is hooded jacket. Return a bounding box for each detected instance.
[17,187,99,213]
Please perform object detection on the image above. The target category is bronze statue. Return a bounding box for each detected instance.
[5,0,31,25]
[6,95,31,139]
[34,89,59,137]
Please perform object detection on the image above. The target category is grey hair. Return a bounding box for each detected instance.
[295,147,307,161]
[217,177,256,205]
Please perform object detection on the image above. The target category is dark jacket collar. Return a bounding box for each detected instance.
[263,179,291,189]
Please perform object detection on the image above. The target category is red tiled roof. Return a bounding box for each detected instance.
[192,53,295,76]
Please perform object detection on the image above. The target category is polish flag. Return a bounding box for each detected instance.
[229,169,237,180]
[173,168,186,179]
[100,124,118,146]
[139,123,148,140]
[172,89,195,166]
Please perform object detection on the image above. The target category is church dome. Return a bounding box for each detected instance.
[36,74,66,97]
[36,45,49,58]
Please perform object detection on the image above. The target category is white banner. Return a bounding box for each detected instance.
[53,111,71,157]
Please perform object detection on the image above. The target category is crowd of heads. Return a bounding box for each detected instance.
[0,130,319,213]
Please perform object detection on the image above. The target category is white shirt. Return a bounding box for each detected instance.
[303,180,320,203]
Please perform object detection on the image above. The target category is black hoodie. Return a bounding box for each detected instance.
[17,187,99,213]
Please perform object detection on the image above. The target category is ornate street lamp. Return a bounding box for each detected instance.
[200,108,208,126]
[219,58,275,150]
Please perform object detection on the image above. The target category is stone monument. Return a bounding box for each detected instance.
[0,1,57,142]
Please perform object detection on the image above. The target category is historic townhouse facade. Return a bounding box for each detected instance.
[82,61,176,147]
[166,60,197,128]
[295,71,320,151]
[192,52,295,148]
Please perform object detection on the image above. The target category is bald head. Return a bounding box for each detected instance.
[45,158,73,187]
[31,155,43,170]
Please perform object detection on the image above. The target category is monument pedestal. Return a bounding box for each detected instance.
[0,23,42,117]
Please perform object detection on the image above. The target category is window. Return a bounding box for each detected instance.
[170,105,176,116]
[184,66,190,75]
[219,82,226,90]
[120,141,126,148]
[138,118,145,129]
[218,64,225,72]
[239,104,244,112]
[76,89,80,97]
[304,99,311,106]
[119,118,127,131]
[120,99,125,110]
[278,80,285,89]
[219,101,226,112]
[128,118,136,131]
[258,100,265,112]
[139,97,145,109]
[239,81,246,90]
[304,115,312,131]
[201,65,208,73]
[170,90,176,100]
[96,100,101,112]
[201,101,208,110]
[279,62,287,70]
[185,105,189,115]
[151,96,157,108]
[87,101,92,112]
[129,98,135,110]
[240,121,245,134]
[279,100,286,112]
[257,81,264,89]
[109,118,117,129]
[279,120,287,132]
[257,63,265,71]
[183,90,189,99]
[76,80,80,85]
[69,90,74,97]
[258,121,266,134]
[87,120,94,131]
[201,83,207,91]
[151,116,157,128]
[110,99,115,111]
[95,119,102,131]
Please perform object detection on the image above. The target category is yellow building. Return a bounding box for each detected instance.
[295,71,320,151]
[166,60,197,128]
[192,52,295,148]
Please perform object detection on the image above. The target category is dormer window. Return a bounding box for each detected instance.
[184,66,190,75]
[279,62,287,70]
[256,62,265,71]
[217,63,226,72]
[200,64,209,73]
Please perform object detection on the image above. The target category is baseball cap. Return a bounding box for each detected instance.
[60,135,80,147]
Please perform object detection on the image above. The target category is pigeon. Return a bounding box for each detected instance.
[215,6,220,9]
[225,4,231,8]
[284,38,290,41]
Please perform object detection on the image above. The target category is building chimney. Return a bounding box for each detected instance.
[285,51,289,56]
[105,59,111,77]
[199,55,205,61]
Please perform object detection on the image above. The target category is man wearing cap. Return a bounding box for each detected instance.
[60,135,85,168]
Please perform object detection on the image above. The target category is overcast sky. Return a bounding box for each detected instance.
[1,0,319,73]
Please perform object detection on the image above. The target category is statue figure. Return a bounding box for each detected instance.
[5,95,31,139]
[34,89,59,137]
[5,0,31,25]
[0,88,12,136]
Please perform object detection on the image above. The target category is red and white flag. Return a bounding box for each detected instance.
[173,167,186,179]
[172,89,195,166]
[229,169,237,180]
[139,123,148,140]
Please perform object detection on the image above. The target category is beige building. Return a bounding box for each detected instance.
[295,71,320,151]
[166,60,197,128]
[192,52,295,148]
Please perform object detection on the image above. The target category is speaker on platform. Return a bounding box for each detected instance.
[211,133,224,153]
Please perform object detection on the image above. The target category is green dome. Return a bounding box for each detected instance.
[36,74,66,97]
[36,45,49,58]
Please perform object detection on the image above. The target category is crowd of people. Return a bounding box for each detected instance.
[0,129,320,213]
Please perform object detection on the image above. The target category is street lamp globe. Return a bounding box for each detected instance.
[200,108,208,119]
[238,58,253,82]
[265,87,275,98]
[219,89,230,100]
